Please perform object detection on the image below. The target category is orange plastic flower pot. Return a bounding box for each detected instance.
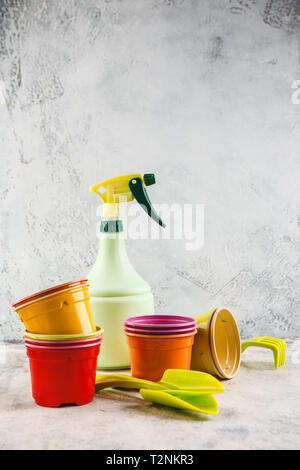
[125,331,196,382]
[13,279,96,335]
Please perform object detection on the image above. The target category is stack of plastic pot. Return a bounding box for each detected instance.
[12,279,103,408]
[124,315,197,382]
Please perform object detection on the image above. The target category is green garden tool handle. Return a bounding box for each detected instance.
[95,374,167,393]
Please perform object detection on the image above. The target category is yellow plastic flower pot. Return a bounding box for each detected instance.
[13,279,97,335]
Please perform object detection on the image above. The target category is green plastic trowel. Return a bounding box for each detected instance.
[95,369,224,415]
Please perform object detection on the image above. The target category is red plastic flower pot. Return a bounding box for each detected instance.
[25,338,102,407]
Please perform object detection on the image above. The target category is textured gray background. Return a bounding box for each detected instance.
[1,0,300,342]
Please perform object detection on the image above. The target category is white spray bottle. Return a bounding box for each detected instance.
[88,173,165,369]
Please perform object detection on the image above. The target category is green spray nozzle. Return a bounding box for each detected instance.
[90,173,165,227]
[143,173,156,186]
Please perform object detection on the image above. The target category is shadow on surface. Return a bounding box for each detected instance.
[240,360,274,371]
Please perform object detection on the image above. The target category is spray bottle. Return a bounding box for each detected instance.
[88,173,165,369]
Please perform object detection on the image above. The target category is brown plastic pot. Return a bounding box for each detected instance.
[191,307,241,379]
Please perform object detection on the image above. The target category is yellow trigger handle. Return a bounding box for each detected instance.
[90,173,143,204]
[90,173,165,226]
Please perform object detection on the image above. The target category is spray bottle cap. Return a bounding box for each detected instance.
[90,173,165,227]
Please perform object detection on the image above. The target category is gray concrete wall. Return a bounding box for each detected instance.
[1,0,299,341]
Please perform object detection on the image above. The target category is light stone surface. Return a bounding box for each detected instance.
[1,0,300,342]
[0,341,299,450]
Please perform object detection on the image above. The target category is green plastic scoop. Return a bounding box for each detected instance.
[95,369,224,394]
[95,369,224,415]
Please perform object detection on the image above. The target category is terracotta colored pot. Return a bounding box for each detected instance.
[191,307,241,379]
[126,330,196,382]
